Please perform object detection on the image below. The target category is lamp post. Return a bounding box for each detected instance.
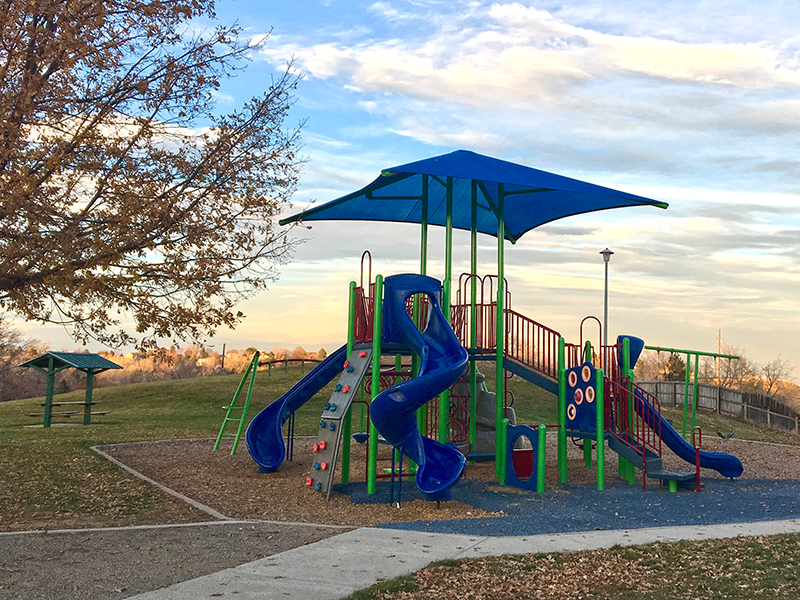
[600,248,614,369]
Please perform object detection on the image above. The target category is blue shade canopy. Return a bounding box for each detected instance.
[280,150,668,243]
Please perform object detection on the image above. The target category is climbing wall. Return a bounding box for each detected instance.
[566,361,598,433]
[306,348,373,499]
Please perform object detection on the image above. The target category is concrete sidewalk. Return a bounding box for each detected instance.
[127,518,800,600]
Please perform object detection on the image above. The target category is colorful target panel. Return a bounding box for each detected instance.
[565,361,598,433]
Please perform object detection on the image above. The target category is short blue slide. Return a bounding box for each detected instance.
[619,335,743,479]
[370,274,470,501]
[246,344,348,472]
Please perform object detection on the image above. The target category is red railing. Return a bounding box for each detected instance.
[503,309,562,380]
[607,377,663,488]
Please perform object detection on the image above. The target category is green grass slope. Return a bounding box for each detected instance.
[0,364,797,531]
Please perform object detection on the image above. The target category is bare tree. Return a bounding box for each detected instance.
[761,356,794,397]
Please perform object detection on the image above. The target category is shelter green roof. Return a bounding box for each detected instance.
[19,351,122,373]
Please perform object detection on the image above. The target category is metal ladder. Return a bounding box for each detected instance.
[213,351,260,454]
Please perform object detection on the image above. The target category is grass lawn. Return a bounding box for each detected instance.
[345,533,800,599]
[0,364,339,530]
[1,360,797,531]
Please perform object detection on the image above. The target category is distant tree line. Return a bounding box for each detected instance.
[0,319,327,402]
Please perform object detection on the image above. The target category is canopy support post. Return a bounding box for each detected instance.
[495,183,505,479]
[469,181,478,451]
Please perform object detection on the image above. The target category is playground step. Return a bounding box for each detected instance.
[647,469,696,482]
[608,435,662,472]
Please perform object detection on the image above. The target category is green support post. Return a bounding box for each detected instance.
[83,371,94,425]
[495,184,505,479]
[43,355,55,428]
[584,340,592,363]
[691,353,700,435]
[439,278,451,443]
[468,182,478,450]
[499,417,509,485]
[557,337,567,483]
[537,423,546,493]
[596,368,605,491]
[584,439,592,468]
[683,352,691,439]
[341,281,357,485]
[416,180,429,434]
[367,275,383,495]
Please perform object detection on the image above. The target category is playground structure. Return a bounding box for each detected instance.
[223,149,743,500]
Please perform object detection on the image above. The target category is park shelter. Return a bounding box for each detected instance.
[281,149,669,483]
[20,351,122,427]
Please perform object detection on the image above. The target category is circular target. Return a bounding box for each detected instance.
[568,371,578,387]
[581,365,592,382]
[573,388,584,405]
[567,404,577,421]
[586,386,596,403]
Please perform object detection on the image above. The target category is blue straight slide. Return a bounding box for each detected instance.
[617,335,743,479]
[370,274,470,501]
[635,390,744,478]
[246,344,348,473]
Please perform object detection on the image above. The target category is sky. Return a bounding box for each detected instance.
[20,0,800,379]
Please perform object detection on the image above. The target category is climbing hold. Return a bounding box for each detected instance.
[343,360,351,369]
[313,443,319,453]
[306,477,313,487]
[324,402,331,410]
[319,440,327,450]
[329,422,336,431]
[334,384,343,392]
[314,462,321,470]
[330,403,338,412]
[321,462,328,470]
[320,420,327,428]
[346,366,354,373]
[316,482,322,492]
[359,351,367,358]
[342,385,350,393]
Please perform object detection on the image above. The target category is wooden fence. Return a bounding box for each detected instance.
[637,381,800,436]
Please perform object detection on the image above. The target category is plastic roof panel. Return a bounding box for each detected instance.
[281,150,667,243]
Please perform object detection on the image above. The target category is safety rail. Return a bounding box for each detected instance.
[692,426,703,493]
[607,377,662,478]
[503,309,562,380]
[353,284,374,343]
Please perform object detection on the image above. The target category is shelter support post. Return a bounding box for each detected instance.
[83,371,94,425]
[44,356,55,428]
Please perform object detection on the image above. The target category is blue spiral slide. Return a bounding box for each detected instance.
[245,344,349,472]
[370,274,470,501]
